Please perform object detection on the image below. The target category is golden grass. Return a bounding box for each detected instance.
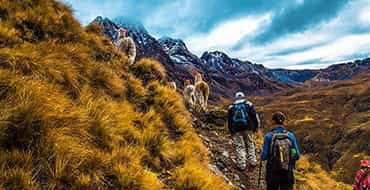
[131,58,167,85]
[0,0,231,189]
[295,156,352,190]
[172,160,230,190]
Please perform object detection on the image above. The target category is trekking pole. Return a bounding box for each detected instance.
[257,159,263,190]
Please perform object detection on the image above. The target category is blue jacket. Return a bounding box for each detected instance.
[261,126,300,161]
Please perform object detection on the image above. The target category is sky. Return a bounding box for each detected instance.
[61,0,370,69]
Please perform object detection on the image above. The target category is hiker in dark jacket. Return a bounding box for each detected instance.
[261,112,300,190]
[228,92,260,172]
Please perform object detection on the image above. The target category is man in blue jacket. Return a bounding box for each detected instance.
[261,112,300,190]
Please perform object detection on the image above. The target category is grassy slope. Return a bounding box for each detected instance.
[251,75,369,188]
[0,0,230,189]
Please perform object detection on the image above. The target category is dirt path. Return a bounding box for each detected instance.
[193,110,266,190]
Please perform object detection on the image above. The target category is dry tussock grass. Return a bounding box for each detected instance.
[295,156,351,190]
[131,58,167,85]
[0,0,230,189]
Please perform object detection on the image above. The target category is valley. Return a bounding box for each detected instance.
[193,74,369,189]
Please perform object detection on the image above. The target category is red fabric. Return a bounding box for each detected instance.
[353,169,370,190]
[361,160,370,167]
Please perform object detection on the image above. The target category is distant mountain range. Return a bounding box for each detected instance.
[91,16,370,100]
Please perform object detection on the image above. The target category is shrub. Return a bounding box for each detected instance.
[124,74,147,107]
[0,168,40,190]
[172,160,230,190]
[0,22,20,47]
[131,58,167,84]
[89,64,125,98]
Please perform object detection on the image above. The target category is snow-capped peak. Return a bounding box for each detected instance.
[112,17,148,34]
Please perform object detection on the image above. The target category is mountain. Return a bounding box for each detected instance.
[91,17,370,101]
[91,17,195,85]
[91,16,174,69]
[314,58,370,81]
[158,37,293,98]
[92,17,296,100]
[159,37,204,66]
[199,51,293,99]
[266,69,319,83]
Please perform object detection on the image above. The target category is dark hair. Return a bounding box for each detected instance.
[272,112,286,125]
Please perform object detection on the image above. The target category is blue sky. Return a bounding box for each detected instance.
[62,0,370,69]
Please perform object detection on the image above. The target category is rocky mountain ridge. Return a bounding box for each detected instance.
[91,16,370,100]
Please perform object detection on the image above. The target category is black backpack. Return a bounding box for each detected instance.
[269,130,294,172]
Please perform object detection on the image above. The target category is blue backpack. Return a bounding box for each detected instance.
[231,103,249,130]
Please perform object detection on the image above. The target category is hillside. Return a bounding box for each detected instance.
[0,1,230,189]
[192,75,368,190]
[193,110,352,190]
[253,74,370,184]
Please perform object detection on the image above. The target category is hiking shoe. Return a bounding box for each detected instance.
[236,165,247,172]
[249,161,258,168]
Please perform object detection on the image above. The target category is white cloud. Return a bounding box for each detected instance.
[295,0,304,5]
[144,0,200,37]
[286,63,330,70]
[63,0,370,69]
[261,34,370,68]
[289,34,370,62]
[198,0,370,69]
[359,5,370,25]
[185,13,272,55]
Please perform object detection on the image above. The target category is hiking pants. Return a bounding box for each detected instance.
[232,130,257,170]
[266,180,293,190]
[266,169,294,190]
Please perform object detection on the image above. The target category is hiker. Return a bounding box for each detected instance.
[183,79,196,110]
[228,92,260,172]
[261,112,300,190]
[194,73,209,112]
[353,160,370,190]
[117,28,136,65]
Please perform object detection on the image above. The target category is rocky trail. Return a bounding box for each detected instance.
[193,109,267,190]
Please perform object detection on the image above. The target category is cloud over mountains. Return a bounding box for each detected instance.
[63,0,370,69]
